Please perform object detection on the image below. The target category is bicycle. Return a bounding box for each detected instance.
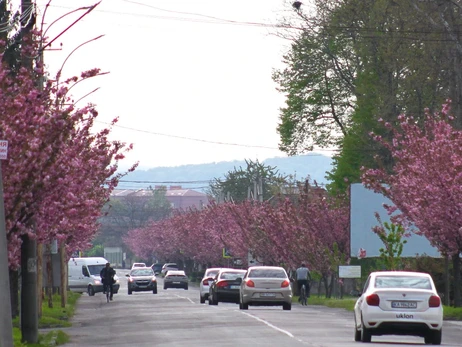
[103,283,112,303]
[300,284,307,306]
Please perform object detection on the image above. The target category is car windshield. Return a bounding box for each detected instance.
[248,269,287,278]
[220,272,245,280]
[374,276,432,289]
[88,264,105,276]
[131,269,154,276]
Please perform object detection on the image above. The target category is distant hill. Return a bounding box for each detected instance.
[117,154,334,191]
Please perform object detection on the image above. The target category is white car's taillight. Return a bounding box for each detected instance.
[429,295,441,307]
[366,293,380,306]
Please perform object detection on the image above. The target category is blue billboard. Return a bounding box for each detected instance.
[350,183,440,258]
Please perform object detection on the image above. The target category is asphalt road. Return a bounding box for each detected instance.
[61,269,462,347]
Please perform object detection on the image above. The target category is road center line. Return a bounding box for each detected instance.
[173,294,194,304]
[240,311,294,338]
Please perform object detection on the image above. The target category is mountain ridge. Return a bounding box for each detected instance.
[118,154,334,191]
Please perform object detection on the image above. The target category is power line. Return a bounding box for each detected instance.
[96,120,281,150]
[96,121,334,154]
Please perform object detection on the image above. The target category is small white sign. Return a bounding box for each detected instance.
[339,265,361,278]
[0,140,8,160]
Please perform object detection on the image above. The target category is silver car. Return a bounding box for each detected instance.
[163,270,189,290]
[126,267,157,295]
[239,266,292,310]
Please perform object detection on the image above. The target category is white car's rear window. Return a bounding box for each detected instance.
[375,276,432,289]
[248,269,287,278]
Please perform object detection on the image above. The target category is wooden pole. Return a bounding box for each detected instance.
[37,243,43,317]
[60,242,67,308]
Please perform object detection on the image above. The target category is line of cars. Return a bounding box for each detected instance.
[200,267,443,345]
[200,266,293,310]
[126,262,190,294]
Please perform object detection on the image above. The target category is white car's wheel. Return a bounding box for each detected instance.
[354,317,361,341]
[200,296,205,304]
[425,330,442,345]
[360,316,372,343]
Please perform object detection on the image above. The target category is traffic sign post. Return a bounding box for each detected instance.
[0,140,13,346]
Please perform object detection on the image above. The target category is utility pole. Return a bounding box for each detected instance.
[20,0,38,343]
[0,162,13,347]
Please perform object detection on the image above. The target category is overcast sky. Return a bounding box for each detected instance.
[33,0,314,170]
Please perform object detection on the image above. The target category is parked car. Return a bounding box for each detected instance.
[209,268,247,305]
[161,263,179,276]
[126,267,158,295]
[131,262,146,270]
[239,266,292,310]
[353,271,443,344]
[151,263,164,275]
[199,268,223,303]
[164,270,189,290]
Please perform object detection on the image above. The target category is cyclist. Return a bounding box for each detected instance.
[295,262,311,302]
[100,262,116,301]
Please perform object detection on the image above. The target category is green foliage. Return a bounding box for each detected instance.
[372,214,407,270]
[84,244,104,257]
[12,292,79,346]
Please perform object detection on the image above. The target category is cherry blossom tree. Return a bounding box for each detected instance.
[362,103,462,306]
[0,33,136,269]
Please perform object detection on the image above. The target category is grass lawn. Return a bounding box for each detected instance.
[295,295,462,320]
[12,292,81,347]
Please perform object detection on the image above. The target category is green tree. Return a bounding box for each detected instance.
[372,213,407,271]
[207,159,290,203]
[84,244,104,257]
[97,186,172,246]
[275,0,461,194]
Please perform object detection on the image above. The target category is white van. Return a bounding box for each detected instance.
[68,257,120,296]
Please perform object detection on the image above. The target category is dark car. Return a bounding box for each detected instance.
[151,263,164,275]
[208,269,247,305]
[163,270,189,290]
[126,267,158,295]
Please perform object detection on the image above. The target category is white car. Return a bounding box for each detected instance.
[161,263,179,276]
[199,268,222,303]
[131,262,146,270]
[354,271,443,344]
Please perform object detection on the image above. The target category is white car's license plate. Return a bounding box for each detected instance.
[173,282,181,284]
[392,301,417,308]
[230,285,240,289]
[260,293,276,297]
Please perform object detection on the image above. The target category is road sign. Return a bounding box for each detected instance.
[0,140,8,160]
[223,248,232,259]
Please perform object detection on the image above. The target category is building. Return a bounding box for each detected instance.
[111,186,209,210]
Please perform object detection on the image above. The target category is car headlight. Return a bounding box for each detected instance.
[94,280,101,285]
[115,279,120,284]
[152,278,156,282]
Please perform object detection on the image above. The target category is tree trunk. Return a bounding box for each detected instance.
[445,255,450,306]
[453,253,461,307]
[46,244,53,308]
[9,269,19,318]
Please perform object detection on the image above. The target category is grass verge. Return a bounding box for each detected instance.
[12,292,81,346]
[295,295,462,320]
